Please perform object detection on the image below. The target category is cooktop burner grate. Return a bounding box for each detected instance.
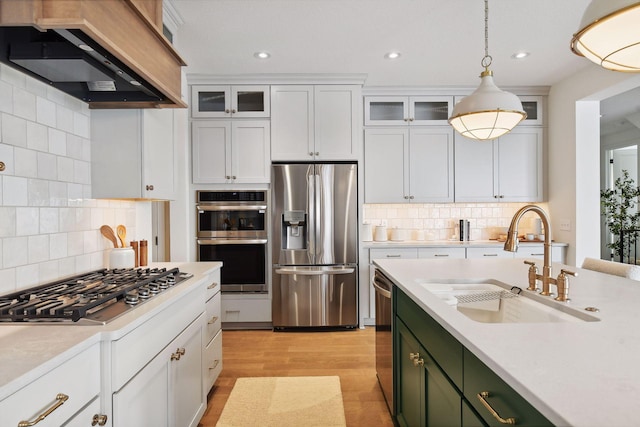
[0,267,192,324]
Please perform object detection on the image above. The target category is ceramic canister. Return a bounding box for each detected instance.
[109,247,135,269]
[374,226,388,241]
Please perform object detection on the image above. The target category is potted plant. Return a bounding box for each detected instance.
[601,169,640,261]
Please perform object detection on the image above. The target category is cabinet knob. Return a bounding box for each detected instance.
[92,414,108,426]
[315,152,320,156]
[409,195,414,199]
[208,316,219,324]
[309,152,314,156]
[404,196,409,199]
[413,357,424,367]
[226,175,231,179]
[499,195,505,198]
[231,109,237,114]
[177,347,186,356]
[225,109,230,113]
[232,175,237,180]
[409,117,414,122]
[0,161,5,171]
[146,185,154,191]
[403,118,409,122]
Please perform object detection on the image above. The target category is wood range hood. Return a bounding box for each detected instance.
[0,0,187,109]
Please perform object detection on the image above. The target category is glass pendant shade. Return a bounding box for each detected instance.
[449,71,526,140]
[571,0,640,72]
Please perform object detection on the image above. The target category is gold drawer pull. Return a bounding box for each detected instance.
[209,359,220,370]
[18,393,69,427]
[207,282,219,290]
[208,316,219,325]
[477,391,516,425]
[91,414,108,426]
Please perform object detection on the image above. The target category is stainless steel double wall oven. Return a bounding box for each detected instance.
[196,190,268,293]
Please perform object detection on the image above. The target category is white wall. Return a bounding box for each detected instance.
[0,63,146,294]
[548,66,640,266]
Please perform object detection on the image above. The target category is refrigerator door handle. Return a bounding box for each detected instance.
[307,172,316,261]
[275,267,355,275]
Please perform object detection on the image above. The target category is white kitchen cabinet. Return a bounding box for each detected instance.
[0,344,103,427]
[112,315,204,427]
[454,127,543,202]
[192,120,271,184]
[91,109,176,200]
[221,294,272,326]
[364,95,453,126]
[364,126,454,203]
[271,85,361,161]
[191,85,270,118]
[418,247,466,259]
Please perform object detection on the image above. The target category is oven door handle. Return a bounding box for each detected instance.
[275,266,355,275]
[197,205,267,212]
[197,239,268,245]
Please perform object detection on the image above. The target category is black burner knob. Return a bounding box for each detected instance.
[137,287,150,299]
[148,283,160,294]
[125,291,139,305]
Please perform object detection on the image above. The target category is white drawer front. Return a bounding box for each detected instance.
[370,248,418,259]
[205,291,222,343]
[418,247,466,259]
[466,247,514,259]
[204,330,223,393]
[0,344,100,427]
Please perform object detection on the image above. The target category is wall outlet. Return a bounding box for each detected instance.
[559,219,571,231]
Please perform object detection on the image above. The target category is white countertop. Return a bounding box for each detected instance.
[373,257,640,427]
[364,239,568,248]
[0,262,221,401]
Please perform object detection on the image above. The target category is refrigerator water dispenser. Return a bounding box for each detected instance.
[283,210,307,249]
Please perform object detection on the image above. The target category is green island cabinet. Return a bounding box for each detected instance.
[394,287,554,427]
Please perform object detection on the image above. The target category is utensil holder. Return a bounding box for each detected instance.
[109,247,135,269]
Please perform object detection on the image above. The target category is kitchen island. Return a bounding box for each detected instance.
[0,262,221,427]
[374,257,640,427]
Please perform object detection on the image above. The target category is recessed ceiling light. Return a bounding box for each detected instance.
[254,52,271,59]
[511,51,530,59]
[384,52,401,60]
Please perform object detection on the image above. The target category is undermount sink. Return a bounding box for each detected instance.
[415,279,600,323]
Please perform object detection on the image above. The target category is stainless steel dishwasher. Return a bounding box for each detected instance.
[373,268,394,415]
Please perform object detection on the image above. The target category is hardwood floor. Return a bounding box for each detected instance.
[198,327,395,427]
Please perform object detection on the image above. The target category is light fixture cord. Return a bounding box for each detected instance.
[482,0,492,70]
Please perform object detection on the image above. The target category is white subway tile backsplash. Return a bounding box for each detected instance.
[67,231,84,256]
[2,113,27,147]
[0,80,12,114]
[16,207,39,236]
[3,176,28,206]
[49,181,68,206]
[39,260,60,284]
[16,264,38,289]
[40,208,59,234]
[0,144,14,174]
[3,236,28,268]
[74,160,90,184]
[14,147,37,178]
[37,151,57,180]
[26,122,48,152]
[28,234,49,264]
[0,207,15,237]
[12,87,36,121]
[0,269,15,294]
[73,111,89,138]
[66,134,83,160]
[67,183,84,200]
[49,233,68,260]
[27,178,49,206]
[56,105,74,133]
[48,128,66,156]
[57,156,74,182]
[36,96,56,127]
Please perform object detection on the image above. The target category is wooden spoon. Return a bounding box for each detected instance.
[117,225,127,248]
[100,225,119,248]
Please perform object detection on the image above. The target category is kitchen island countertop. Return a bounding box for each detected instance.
[374,257,640,427]
[0,262,221,401]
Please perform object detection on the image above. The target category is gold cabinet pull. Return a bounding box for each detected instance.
[171,348,185,361]
[91,414,108,426]
[477,391,516,425]
[209,359,220,370]
[207,282,219,290]
[208,316,219,324]
[18,393,69,427]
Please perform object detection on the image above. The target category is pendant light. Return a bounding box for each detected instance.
[448,0,526,141]
[571,1,640,72]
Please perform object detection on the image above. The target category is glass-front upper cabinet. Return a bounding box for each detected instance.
[191,85,270,118]
[364,96,453,126]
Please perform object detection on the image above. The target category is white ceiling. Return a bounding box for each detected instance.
[170,0,592,87]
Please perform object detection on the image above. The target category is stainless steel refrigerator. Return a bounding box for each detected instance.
[271,162,358,329]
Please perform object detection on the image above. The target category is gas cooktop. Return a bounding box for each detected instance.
[0,267,193,325]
